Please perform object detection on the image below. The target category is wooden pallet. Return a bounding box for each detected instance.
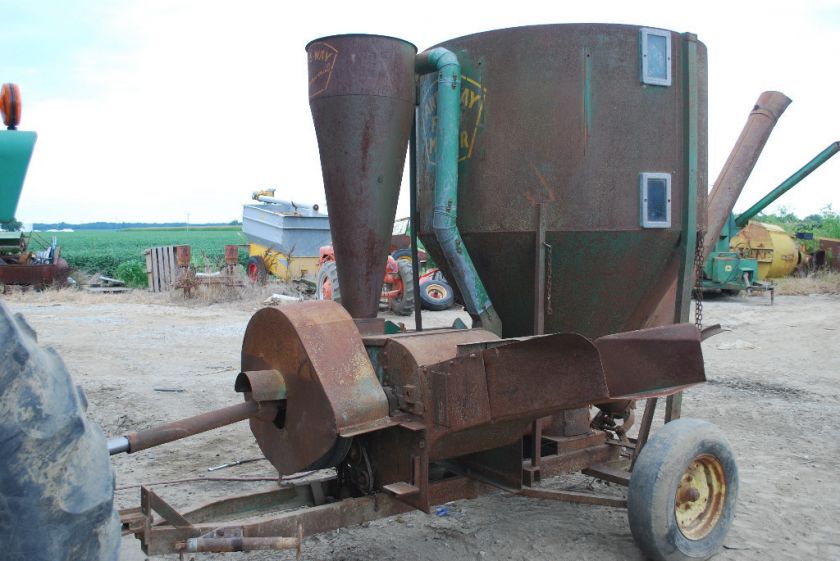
[144,246,179,292]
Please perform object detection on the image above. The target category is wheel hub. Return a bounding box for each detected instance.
[425,283,446,299]
[674,453,726,540]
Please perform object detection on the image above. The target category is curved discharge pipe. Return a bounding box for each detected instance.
[416,48,502,336]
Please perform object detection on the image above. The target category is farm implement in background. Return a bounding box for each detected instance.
[391,217,456,311]
[316,243,415,316]
[242,190,330,283]
[0,83,69,290]
[702,141,840,295]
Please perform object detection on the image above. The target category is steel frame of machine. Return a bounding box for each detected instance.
[119,318,721,557]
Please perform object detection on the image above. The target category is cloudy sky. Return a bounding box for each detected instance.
[4,0,839,224]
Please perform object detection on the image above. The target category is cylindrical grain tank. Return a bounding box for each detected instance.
[730,221,799,279]
[416,24,708,338]
[307,35,417,319]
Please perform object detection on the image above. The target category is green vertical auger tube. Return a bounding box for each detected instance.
[0,130,37,222]
[416,48,502,336]
[735,141,840,228]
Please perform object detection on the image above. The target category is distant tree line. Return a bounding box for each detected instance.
[32,220,241,230]
[754,205,840,243]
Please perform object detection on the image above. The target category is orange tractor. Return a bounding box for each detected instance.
[316,245,415,315]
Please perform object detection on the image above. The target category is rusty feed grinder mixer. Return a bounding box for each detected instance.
[113,24,795,561]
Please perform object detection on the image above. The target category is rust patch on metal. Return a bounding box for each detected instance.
[307,35,416,318]
[595,323,705,400]
[241,301,389,475]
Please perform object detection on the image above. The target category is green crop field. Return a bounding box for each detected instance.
[32,227,248,286]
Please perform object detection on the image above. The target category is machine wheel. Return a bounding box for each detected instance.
[388,259,414,316]
[628,418,738,561]
[246,256,268,285]
[391,248,413,265]
[317,261,341,302]
[0,302,120,561]
[419,277,455,311]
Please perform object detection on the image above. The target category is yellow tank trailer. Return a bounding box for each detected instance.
[247,242,322,281]
[242,190,330,283]
[729,221,803,279]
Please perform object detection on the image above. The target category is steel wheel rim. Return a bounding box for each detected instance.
[675,453,726,540]
[424,283,447,300]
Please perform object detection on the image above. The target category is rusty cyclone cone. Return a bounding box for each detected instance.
[307,35,417,319]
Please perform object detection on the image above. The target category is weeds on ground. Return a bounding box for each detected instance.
[774,270,840,295]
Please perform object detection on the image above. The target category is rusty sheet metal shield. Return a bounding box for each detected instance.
[307,35,416,318]
[481,333,610,422]
[595,323,705,399]
[241,301,389,474]
[0,261,69,286]
[820,238,840,271]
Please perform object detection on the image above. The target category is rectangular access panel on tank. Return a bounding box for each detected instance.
[415,24,707,339]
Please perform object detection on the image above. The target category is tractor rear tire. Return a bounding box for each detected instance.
[317,261,341,302]
[0,302,120,561]
[388,259,414,316]
[247,256,268,285]
[391,248,413,265]
[628,418,738,561]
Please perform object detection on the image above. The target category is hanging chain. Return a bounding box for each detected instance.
[543,241,553,316]
[693,232,705,330]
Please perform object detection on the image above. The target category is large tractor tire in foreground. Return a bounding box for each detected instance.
[628,418,738,561]
[0,302,120,561]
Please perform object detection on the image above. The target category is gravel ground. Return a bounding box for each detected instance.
[3,288,838,561]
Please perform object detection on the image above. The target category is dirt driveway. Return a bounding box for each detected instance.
[4,290,839,561]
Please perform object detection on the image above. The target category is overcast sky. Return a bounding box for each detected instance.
[4,0,839,224]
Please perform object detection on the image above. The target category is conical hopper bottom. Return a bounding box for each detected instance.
[308,34,416,319]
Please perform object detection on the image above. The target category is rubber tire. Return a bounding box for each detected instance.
[388,259,414,316]
[317,261,341,302]
[246,256,268,285]
[0,302,120,561]
[628,418,738,561]
[419,278,455,311]
[391,248,413,265]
